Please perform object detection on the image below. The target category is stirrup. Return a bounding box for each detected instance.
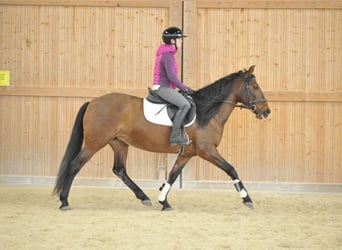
[170,138,188,146]
[171,130,192,146]
[181,132,192,145]
[170,130,187,145]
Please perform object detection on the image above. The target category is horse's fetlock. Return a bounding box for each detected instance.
[243,195,253,204]
[234,179,248,198]
[158,182,171,202]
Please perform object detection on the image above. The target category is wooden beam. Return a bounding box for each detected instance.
[265,91,342,102]
[183,0,198,88]
[0,0,172,7]
[1,87,341,102]
[194,0,342,9]
[0,87,148,98]
[1,0,341,9]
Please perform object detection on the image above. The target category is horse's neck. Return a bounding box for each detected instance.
[215,104,235,125]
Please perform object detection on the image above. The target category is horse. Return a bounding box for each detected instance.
[53,65,270,211]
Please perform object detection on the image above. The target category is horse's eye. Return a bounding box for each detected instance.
[253,84,259,90]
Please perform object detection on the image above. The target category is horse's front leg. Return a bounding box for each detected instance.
[199,147,254,209]
[159,154,191,211]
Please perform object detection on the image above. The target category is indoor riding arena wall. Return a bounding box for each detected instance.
[0,0,341,191]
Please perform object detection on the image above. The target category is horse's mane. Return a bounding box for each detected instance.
[192,70,246,128]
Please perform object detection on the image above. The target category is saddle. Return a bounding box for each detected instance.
[143,88,196,127]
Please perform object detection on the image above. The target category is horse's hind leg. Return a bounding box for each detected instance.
[109,139,152,206]
[59,148,94,210]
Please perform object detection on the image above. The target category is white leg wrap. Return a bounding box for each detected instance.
[158,182,171,202]
[239,189,248,198]
[234,179,248,198]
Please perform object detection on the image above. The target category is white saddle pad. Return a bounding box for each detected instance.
[143,99,196,127]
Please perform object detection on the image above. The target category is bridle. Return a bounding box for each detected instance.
[223,76,267,112]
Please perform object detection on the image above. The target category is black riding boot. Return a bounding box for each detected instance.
[170,106,190,146]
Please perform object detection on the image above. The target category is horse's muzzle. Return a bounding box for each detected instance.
[255,107,271,119]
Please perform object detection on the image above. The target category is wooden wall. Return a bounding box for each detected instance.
[181,1,342,184]
[0,0,341,185]
[0,1,181,180]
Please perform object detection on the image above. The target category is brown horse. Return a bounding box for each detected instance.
[54,65,270,211]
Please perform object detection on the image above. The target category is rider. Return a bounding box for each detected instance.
[152,26,193,146]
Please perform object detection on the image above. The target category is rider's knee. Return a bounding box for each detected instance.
[181,103,191,112]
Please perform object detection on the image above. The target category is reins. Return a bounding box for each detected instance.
[223,99,268,111]
[223,101,256,110]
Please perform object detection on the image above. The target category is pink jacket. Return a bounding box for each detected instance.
[153,44,187,91]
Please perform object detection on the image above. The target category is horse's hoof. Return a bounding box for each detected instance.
[59,205,72,211]
[243,201,254,209]
[159,200,172,211]
[161,206,173,211]
[141,199,152,206]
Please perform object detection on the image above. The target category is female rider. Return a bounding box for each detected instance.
[152,27,193,146]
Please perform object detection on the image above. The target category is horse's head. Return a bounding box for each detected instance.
[237,65,271,119]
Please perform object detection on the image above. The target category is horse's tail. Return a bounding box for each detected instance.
[53,102,90,195]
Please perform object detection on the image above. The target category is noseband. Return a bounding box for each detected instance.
[224,77,267,112]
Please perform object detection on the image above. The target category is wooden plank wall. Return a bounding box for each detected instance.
[0,1,182,180]
[0,0,341,184]
[181,0,342,183]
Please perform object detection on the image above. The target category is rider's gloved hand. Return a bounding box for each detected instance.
[185,88,194,95]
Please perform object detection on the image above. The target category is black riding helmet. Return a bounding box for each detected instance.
[162,27,187,44]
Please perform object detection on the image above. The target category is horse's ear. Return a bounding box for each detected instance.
[247,65,256,76]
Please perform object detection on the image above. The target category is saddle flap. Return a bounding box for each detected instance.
[143,99,196,127]
[143,99,173,126]
[144,88,196,127]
